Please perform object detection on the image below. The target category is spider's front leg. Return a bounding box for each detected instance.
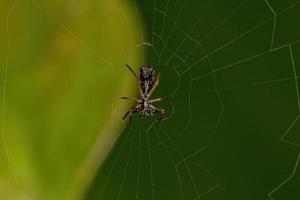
[122,104,140,127]
[150,105,165,124]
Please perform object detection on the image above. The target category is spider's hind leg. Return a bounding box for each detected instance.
[125,65,143,96]
[126,65,139,81]
[148,72,160,97]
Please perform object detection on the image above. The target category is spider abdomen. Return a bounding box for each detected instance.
[140,66,155,94]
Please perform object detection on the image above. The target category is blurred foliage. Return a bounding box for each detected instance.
[86,0,300,200]
[0,0,143,199]
[2,0,300,199]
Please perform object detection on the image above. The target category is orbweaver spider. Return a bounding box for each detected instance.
[121,65,165,127]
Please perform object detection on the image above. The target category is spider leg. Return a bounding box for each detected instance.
[149,96,166,103]
[149,105,165,124]
[126,64,143,96]
[148,72,160,97]
[126,64,139,81]
[121,96,141,103]
[122,104,140,127]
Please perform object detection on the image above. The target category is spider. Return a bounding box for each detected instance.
[121,65,165,127]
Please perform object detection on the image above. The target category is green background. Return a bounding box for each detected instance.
[0,0,142,199]
[1,0,300,199]
[87,0,300,200]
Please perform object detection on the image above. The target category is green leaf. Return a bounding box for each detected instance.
[0,0,143,199]
[86,0,300,199]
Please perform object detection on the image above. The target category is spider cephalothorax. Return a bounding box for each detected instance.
[121,65,165,127]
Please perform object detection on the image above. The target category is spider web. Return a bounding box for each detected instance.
[1,0,300,199]
[87,0,300,200]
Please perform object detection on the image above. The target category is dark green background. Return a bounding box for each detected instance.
[86,0,300,199]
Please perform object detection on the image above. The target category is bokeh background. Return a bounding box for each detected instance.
[1,0,300,200]
[0,0,142,199]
